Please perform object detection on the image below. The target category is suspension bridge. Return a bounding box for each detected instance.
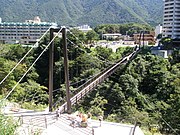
[1,26,177,135]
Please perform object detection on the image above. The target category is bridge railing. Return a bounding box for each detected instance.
[72,51,134,95]
[58,49,140,114]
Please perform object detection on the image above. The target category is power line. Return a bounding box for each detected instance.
[0,27,51,86]
[4,27,63,100]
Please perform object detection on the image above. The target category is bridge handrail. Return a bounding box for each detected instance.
[73,49,138,95]
[58,49,140,114]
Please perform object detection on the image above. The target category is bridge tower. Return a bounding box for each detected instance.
[49,27,71,113]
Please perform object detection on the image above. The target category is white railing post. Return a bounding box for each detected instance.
[45,116,47,129]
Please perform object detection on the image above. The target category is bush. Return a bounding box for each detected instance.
[0,101,18,135]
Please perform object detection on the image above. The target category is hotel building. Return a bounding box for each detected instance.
[163,0,180,39]
[133,31,156,45]
[0,16,57,44]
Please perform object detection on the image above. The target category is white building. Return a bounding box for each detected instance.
[155,24,163,37]
[76,24,92,33]
[102,33,122,40]
[0,16,57,44]
[163,0,180,39]
[151,46,173,58]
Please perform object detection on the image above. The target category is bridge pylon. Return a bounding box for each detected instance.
[49,27,71,113]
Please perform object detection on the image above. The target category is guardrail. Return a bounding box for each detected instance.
[58,49,140,114]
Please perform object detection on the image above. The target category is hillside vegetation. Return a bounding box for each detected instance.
[0,0,163,26]
[0,26,179,134]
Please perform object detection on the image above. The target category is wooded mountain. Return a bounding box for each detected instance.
[0,0,163,26]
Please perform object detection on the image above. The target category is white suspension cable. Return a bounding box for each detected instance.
[67,29,85,46]
[0,27,52,86]
[67,36,114,66]
[70,76,94,86]
[96,54,114,65]
[67,38,86,52]
[53,88,61,93]
[4,27,63,100]
[161,117,178,134]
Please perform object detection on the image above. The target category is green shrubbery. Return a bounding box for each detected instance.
[0,101,18,135]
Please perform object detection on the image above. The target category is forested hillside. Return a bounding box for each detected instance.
[0,0,163,26]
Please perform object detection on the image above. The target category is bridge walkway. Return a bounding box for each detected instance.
[58,49,140,114]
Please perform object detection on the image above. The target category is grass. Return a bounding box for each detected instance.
[142,128,162,135]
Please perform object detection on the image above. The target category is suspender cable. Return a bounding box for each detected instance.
[67,29,85,46]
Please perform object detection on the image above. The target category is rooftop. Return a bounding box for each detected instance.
[0,16,57,26]
[0,22,57,26]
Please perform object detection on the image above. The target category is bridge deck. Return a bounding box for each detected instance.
[58,49,140,114]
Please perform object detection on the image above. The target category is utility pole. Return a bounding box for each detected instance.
[139,31,142,49]
[142,31,145,49]
[49,28,54,112]
[62,27,71,114]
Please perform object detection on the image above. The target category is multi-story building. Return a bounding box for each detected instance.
[75,24,92,33]
[133,31,155,45]
[155,24,163,37]
[163,0,180,39]
[0,16,57,44]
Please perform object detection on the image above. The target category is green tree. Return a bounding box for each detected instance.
[89,92,108,116]
[94,46,113,60]
[0,101,18,135]
[86,30,99,44]
[10,80,48,105]
[0,58,26,96]
[169,49,180,65]
[4,45,30,62]
[159,37,173,50]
